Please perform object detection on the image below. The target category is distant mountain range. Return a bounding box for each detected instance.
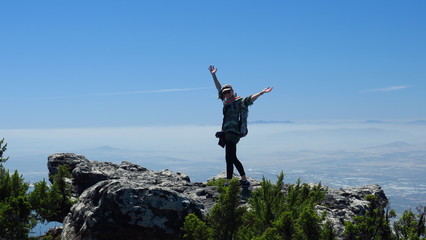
[365,120,426,125]
[250,119,426,125]
[249,120,294,124]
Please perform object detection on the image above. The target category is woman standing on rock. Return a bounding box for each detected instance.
[208,65,273,186]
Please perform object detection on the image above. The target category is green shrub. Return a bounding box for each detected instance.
[182,178,245,240]
[30,164,75,222]
[238,173,327,240]
[0,138,9,164]
[343,195,395,240]
[182,213,210,240]
[393,206,426,240]
[206,178,227,187]
[183,173,329,240]
[321,220,338,240]
[0,169,34,239]
[209,178,246,240]
[0,138,74,239]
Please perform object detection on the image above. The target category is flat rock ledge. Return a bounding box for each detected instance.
[47,153,388,240]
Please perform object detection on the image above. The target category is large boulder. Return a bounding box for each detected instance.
[61,180,204,240]
[48,153,216,240]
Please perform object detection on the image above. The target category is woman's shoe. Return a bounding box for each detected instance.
[240,180,250,187]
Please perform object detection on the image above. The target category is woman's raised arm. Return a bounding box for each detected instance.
[251,87,273,103]
[208,65,222,92]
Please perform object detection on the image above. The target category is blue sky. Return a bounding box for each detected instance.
[1,0,425,128]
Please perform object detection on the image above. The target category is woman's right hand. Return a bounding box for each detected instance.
[208,65,217,74]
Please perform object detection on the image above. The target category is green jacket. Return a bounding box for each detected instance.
[222,96,253,142]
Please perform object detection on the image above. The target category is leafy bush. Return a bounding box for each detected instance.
[183,173,332,240]
[343,194,395,240]
[206,178,227,187]
[182,213,210,240]
[0,139,35,239]
[184,178,246,240]
[0,138,74,239]
[0,138,9,164]
[209,178,246,240]
[393,206,426,240]
[238,174,328,240]
[30,164,75,222]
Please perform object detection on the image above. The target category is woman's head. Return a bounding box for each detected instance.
[220,84,234,100]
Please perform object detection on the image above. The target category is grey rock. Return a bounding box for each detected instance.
[48,153,216,240]
[47,153,88,182]
[318,184,388,237]
[61,179,204,240]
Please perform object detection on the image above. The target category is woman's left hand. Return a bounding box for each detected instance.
[262,87,273,94]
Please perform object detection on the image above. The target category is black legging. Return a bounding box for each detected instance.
[225,141,246,179]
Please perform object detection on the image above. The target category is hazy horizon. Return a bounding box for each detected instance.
[2,121,425,217]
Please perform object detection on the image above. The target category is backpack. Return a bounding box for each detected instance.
[239,108,249,137]
[222,101,249,138]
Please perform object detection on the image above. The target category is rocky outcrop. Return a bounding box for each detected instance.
[48,153,88,183]
[318,184,387,236]
[48,153,216,240]
[47,153,388,240]
[208,171,388,237]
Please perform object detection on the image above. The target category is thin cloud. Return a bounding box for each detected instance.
[39,87,212,101]
[87,87,211,97]
[361,85,411,93]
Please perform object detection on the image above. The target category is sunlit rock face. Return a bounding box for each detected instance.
[48,153,215,240]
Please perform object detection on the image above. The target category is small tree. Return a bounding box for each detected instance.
[293,205,323,240]
[322,220,339,240]
[0,138,9,165]
[184,173,330,240]
[238,174,327,240]
[0,138,36,239]
[238,173,286,239]
[394,206,426,240]
[30,164,74,222]
[208,178,246,240]
[0,138,75,239]
[343,195,395,240]
[182,178,245,240]
[182,213,210,240]
[0,167,35,239]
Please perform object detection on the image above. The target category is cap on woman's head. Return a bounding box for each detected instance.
[219,84,233,99]
[220,84,233,93]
